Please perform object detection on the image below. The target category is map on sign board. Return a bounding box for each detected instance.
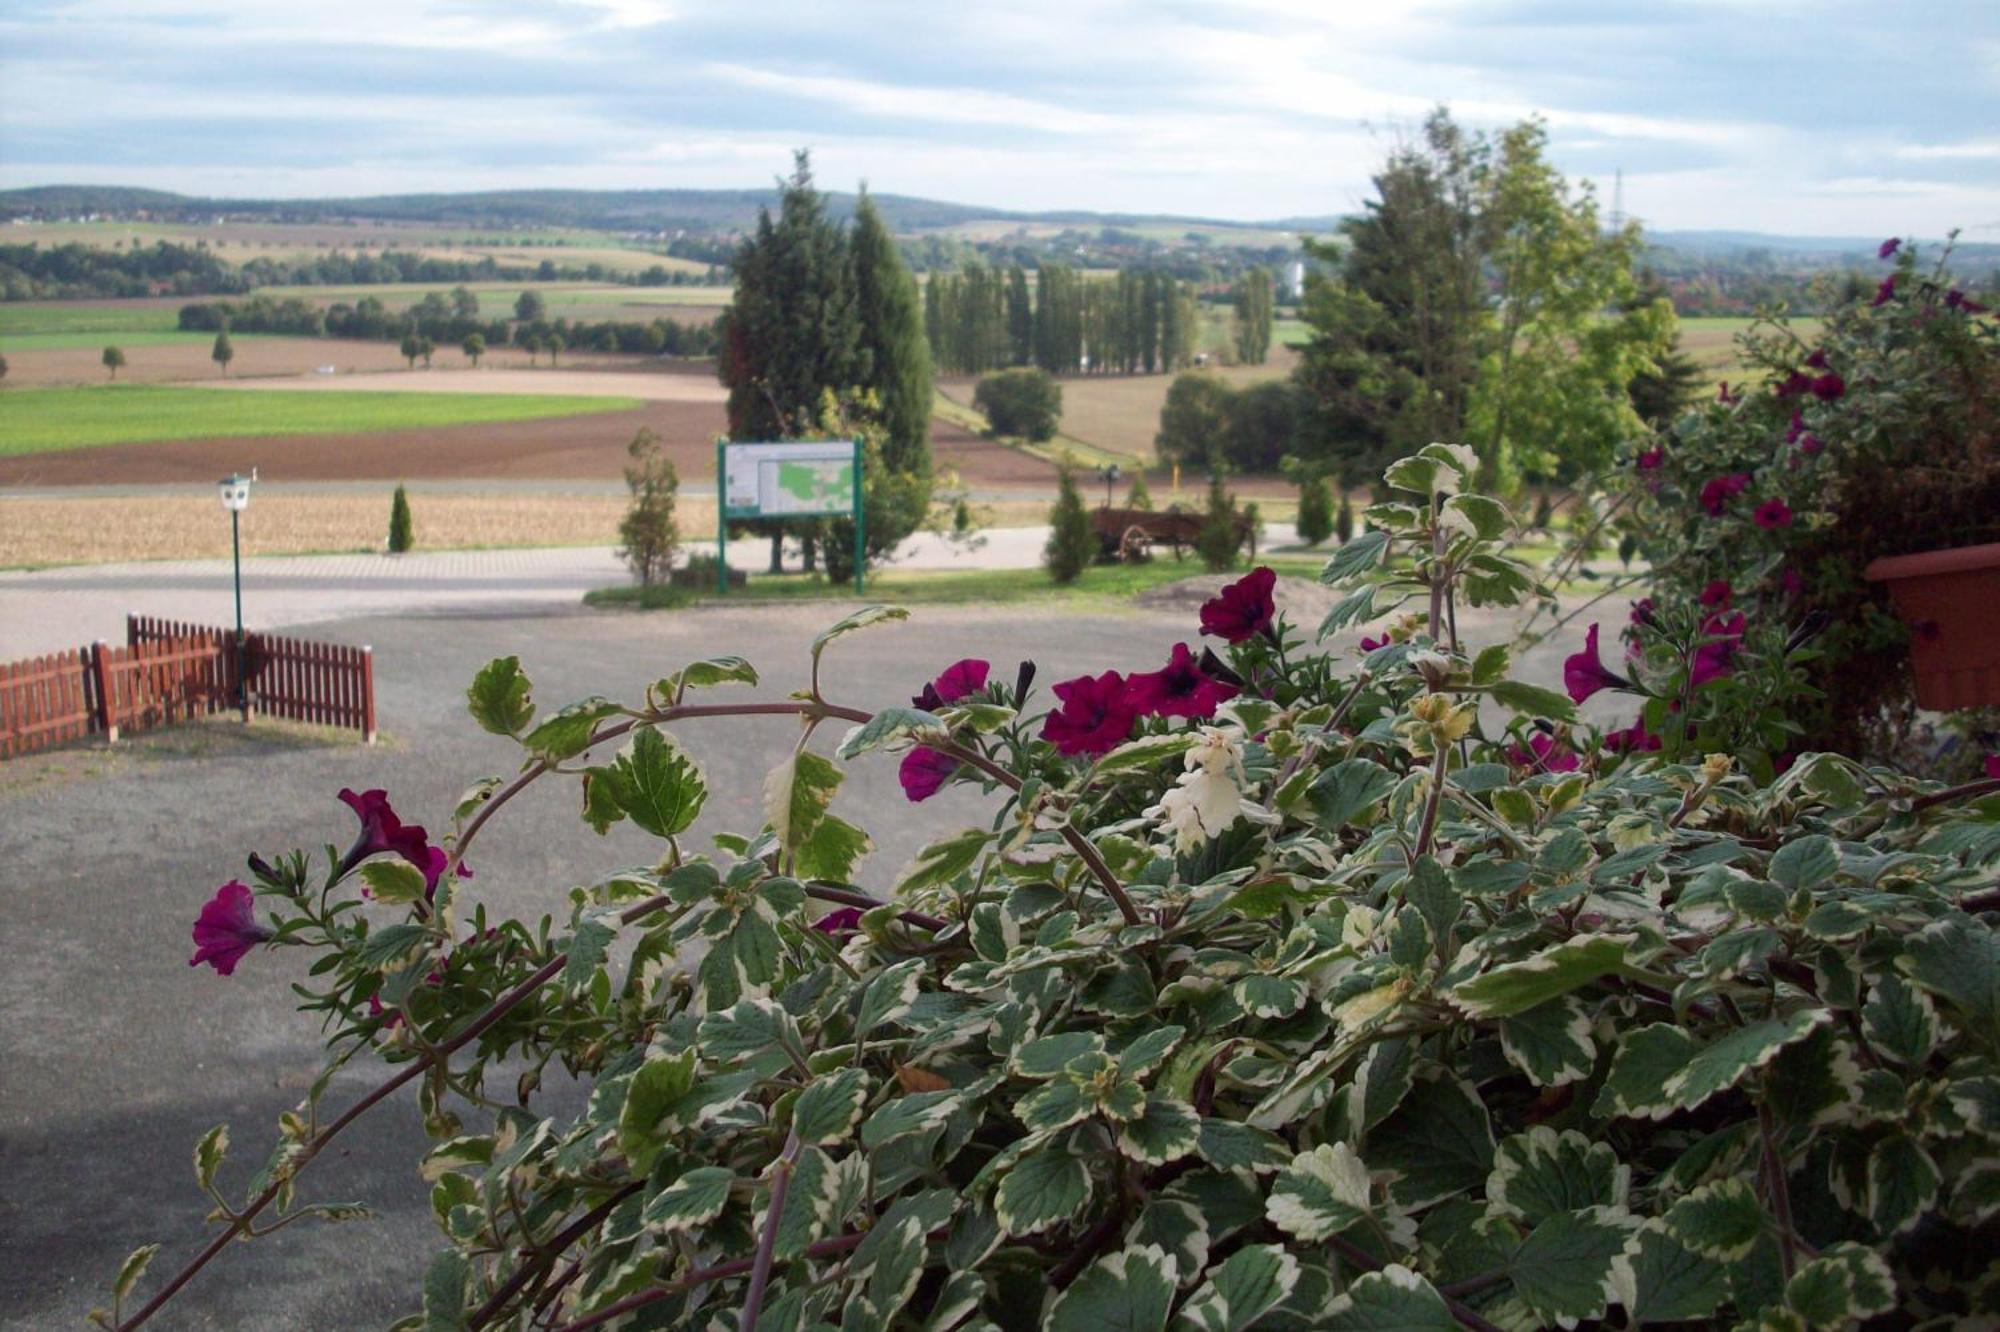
[720,441,857,517]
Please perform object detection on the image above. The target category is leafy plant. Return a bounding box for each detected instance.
[975,367,1063,442]
[108,445,2000,1332]
[617,428,679,586]
[1197,472,1244,572]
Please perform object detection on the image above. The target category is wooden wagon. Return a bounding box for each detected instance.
[1089,505,1254,563]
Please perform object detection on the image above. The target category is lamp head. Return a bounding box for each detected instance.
[218,474,252,512]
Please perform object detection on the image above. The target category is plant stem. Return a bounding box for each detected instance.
[1758,1100,1799,1283]
[934,738,1141,926]
[467,1182,644,1329]
[739,1131,803,1332]
[1910,776,2000,812]
[549,1231,870,1332]
[804,883,947,932]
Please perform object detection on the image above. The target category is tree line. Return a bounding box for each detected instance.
[1,240,724,302]
[924,263,1201,376]
[177,286,720,358]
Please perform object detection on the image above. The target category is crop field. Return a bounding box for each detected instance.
[0,384,644,455]
[1007,347,1300,462]
[0,329,242,352]
[0,300,186,337]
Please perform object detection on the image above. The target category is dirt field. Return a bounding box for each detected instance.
[1,336,418,386]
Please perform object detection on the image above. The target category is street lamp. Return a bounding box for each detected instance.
[217,472,253,719]
[1099,463,1122,509]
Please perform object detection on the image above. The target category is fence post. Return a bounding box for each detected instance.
[90,642,118,743]
[360,645,377,745]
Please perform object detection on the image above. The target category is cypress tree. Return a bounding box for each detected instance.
[1044,468,1095,584]
[1196,472,1242,572]
[1007,267,1033,366]
[850,193,934,477]
[1296,474,1334,546]
[387,484,414,553]
[1335,493,1356,545]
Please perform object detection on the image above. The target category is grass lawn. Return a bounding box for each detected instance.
[0,304,186,337]
[0,385,644,455]
[587,554,1332,612]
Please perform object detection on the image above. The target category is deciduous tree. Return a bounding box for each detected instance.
[101,345,125,380]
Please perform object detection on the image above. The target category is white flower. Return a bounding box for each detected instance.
[1145,726,1275,855]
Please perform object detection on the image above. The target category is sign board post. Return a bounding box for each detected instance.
[715,439,865,595]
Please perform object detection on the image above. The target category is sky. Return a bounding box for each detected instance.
[1,0,1997,238]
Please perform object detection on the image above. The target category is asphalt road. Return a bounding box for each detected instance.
[0,598,1208,1329]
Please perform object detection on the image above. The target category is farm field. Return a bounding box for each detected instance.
[190,366,726,401]
[0,335,434,386]
[0,329,252,351]
[0,384,644,454]
[0,298,186,336]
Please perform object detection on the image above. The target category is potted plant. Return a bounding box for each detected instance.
[1866,540,2000,708]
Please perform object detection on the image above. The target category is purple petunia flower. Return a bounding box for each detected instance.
[1811,373,1845,402]
[1629,597,1655,628]
[1603,717,1663,754]
[1699,580,1733,609]
[812,907,864,935]
[1636,446,1665,471]
[1199,566,1278,643]
[1753,498,1793,530]
[1780,566,1806,598]
[898,745,959,802]
[1946,289,1991,315]
[1985,754,2000,780]
[1879,238,1901,260]
[1508,731,1580,774]
[1040,670,1139,756]
[337,788,431,875]
[190,881,273,976]
[1563,623,1633,704]
[1873,276,1896,307]
[911,658,989,709]
[1804,349,1828,369]
[1124,642,1238,720]
[1690,612,1747,688]
[1775,370,1814,398]
[1699,473,1751,516]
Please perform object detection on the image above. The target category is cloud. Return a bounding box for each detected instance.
[0,0,1995,235]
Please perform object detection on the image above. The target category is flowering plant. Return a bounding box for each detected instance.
[1594,238,2000,770]
[103,446,2000,1332]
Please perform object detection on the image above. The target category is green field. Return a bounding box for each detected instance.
[245,281,733,308]
[0,385,644,455]
[0,304,185,337]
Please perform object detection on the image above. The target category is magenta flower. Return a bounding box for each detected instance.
[1603,718,1663,754]
[1774,370,1813,398]
[190,881,273,976]
[1699,580,1733,609]
[1199,567,1278,643]
[1804,349,1829,369]
[1879,237,1901,260]
[1636,446,1665,471]
[1699,473,1751,516]
[898,745,959,802]
[1717,382,1737,404]
[1798,433,1824,456]
[338,788,432,873]
[1873,276,1897,308]
[1985,754,2000,780]
[1360,634,1389,652]
[913,658,990,710]
[1629,597,1655,627]
[1041,670,1139,756]
[1753,498,1793,530]
[812,907,864,935]
[1811,373,1845,401]
[1780,566,1806,598]
[1508,731,1580,774]
[1785,412,1805,444]
[1946,289,1991,315]
[1563,623,1632,704]
[1124,642,1238,720]
[1690,612,1746,688]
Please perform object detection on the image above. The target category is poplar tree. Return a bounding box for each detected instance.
[1006,267,1033,366]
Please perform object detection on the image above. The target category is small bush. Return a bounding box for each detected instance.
[387,484,414,553]
[617,427,680,585]
[974,367,1062,442]
[1196,472,1242,571]
[1126,473,1154,511]
[1296,473,1333,545]
[1336,492,1355,544]
[1044,467,1094,583]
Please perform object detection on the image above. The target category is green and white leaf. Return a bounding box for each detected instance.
[811,605,909,661]
[793,1067,871,1146]
[1046,1244,1177,1332]
[641,1165,735,1234]
[1446,934,1631,1019]
[837,706,948,761]
[1266,1142,1373,1241]
[994,1147,1092,1238]
[1487,1128,1628,1225]
[1664,1177,1764,1261]
[1174,1244,1299,1332]
[466,655,534,736]
[1498,997,1596,1087]
[1508,1206,1640,1327]
[1321,1265,1457,1331]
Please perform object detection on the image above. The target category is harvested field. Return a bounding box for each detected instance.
[0,489,691,567]
[0,397,727,486]
[0,336,417,386]
[930,420,1059,487]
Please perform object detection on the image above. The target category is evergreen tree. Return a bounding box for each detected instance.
[1296,473,1333,546]
[1335,493,1355,545]
[850,193,934,477]
[1044,467,1095,584]
[1126,473,1154,511]
[211,330,234,376]
[1625,271,1703,429]
[387,484,414,553]
[1196,472,1243,571]
[1235,266,1274,364]
[1006,266,1034,366]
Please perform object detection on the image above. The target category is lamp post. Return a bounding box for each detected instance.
[1099,463,1122,509]
[217,473,252,719]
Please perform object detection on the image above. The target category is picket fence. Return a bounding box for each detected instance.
[0,616,375,759]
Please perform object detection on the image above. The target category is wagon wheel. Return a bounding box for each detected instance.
[1119,525,1154,564]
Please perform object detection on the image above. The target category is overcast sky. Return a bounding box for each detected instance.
[2,0,1996,238]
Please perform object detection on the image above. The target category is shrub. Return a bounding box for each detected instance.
[125,442,2000,1332]
[1336,491,1355,544]
[617,427,680,585]
[975,367,1062,442]
[102,345,125,380]
[386,484,413,553]
[1126,473,1154,511]
[1296,473,1334,545]
[462,332,485,366]
[1044,466,1095,583]
[1196,471,1243,571]
[1600,237,2000,769]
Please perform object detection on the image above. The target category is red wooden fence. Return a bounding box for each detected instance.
[0,617,375,759]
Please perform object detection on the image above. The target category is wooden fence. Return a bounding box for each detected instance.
[0,616,375,759]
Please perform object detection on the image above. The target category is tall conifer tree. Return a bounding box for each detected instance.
[850,193,934,476]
